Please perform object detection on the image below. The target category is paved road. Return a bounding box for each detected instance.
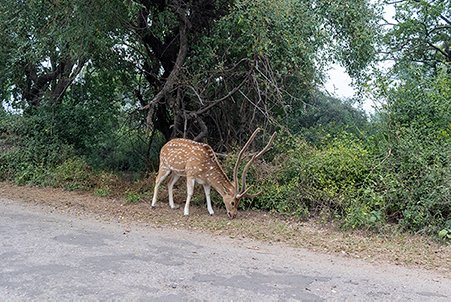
[0,198,450,301]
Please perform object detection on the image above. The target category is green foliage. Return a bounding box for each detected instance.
[208,0,318,75]
[0,112,76,185]
[0,141,87,189]
[314,0,381,78]
[254,178,309,217]
[232,133,377,224]
[438,228,451,241]
[370,67,450,234]
[125,191,144,204]
[0,0,128,108]
[53,158,92,190]
[182,0,379,143]
[360,2,451,237]
[378,129,449,232]
[95,187,112,198]
[235,121,448,236]
[288,92,369,145]
[193,0,378,79]
[381,0,450,72]
[304,135,370,205]
[0,104,152,188]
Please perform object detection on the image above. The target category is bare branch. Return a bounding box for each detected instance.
[193,115,208,141]
[187,85,205,105]
[192,70,252,115]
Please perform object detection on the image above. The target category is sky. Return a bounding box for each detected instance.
[323,64,361,99]
[323,63,378,114]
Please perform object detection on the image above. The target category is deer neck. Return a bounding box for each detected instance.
[208,174,235,198]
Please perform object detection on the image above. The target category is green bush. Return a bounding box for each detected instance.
[235,133,377,223]
[369,67,451,235]
[125,191,144,204]
[305,135,370,209]
[0,138,76,185]
[371,127,450,234]
[53,157,92,190]
[287,92,370,145]
[95,187,112,197]
[0,111,89,187]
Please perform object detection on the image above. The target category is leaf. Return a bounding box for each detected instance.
[438,229,449,239]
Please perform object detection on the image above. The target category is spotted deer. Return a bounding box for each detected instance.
[151,128,276,219]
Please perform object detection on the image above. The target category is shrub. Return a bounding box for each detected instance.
[369,68,451,235]
[125,191,144,203]
[95,187,112,197]
[372,127,450,234]
[53,157,92,190]
[232,133,376,223]
[0,111,91,188]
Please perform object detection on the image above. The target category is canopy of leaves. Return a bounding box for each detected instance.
[0,0,128,109]
[381,0,450,74]
[170,0,379,144]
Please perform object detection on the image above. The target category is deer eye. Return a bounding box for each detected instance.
[231,201,235,206]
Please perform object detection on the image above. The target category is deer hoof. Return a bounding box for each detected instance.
[170,204,180,209]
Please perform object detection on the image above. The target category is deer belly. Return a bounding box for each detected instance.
[171,169,187,177]
[163,162,187,176]
[195,178,206,185]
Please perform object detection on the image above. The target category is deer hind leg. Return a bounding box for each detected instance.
[167,174,181,209]
[203,184,214,215]
[184,177,195,216]
[151,167,171,208]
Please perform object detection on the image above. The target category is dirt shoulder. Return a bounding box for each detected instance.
[1,181,449,276]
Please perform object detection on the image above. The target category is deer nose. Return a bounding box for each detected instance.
[227,211,236,219]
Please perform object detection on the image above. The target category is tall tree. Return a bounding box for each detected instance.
[126,0,380,146]
[0,0,127,111]
[0,0,381,148]
[381,0,450,74]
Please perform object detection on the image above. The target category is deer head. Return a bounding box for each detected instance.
[151,128,276,219]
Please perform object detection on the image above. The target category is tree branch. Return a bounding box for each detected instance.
[142,5,189,111]
[193,115,208,141]
[191,70,252,115]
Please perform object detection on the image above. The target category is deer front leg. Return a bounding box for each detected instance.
[203,184,214,215]
[151,167,171,208]
[184,178,195,216]
[167,174,181,209]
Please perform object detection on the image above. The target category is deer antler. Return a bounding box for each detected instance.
[233,128,262,195]
[236,132,276,199]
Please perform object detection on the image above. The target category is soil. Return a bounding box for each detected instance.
[0,181,449,276]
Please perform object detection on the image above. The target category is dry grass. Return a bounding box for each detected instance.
[0,181,449,276]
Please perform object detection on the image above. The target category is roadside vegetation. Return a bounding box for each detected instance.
[1,0,449,240]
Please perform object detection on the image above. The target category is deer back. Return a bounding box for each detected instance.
[160,139,231,190]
